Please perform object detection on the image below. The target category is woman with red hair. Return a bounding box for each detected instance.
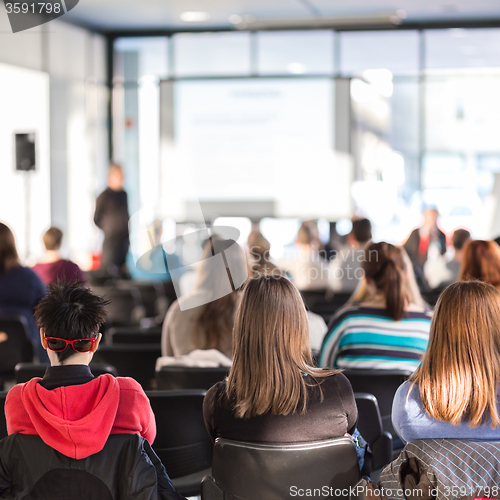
[459,239,500,290]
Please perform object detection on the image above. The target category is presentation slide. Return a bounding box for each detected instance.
[162,78,352,220]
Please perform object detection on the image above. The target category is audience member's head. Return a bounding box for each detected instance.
[34,281,108,364]
[247,230,281,277]
[452,229,471,252]
[423,207,439,228]
[459,239,500,290]
[191,236,246,354]
[411,281,500,428]
[362,242,409,320]
[42,227,63,252]
[0,222,19,276]
[296,223,313,246]
[227,274,336,419]
[108,164,124,191]
[350,218,372,246]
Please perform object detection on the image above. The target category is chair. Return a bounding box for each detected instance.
[106,326,162,345]
[354,393,393,471]
[0,391,8,440]
[0,316,34,383]
[115,281,164,321]
[156,365,228,390]
[343,369,412,440]
[201,436,360,500]
[91,286,146,326]
[93,344,161,389]
[146,390,213,497]
[14,362,118,384]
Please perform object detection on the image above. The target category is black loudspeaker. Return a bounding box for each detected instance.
[15,133,36,171]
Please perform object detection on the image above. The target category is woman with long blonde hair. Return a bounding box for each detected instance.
[392,280,500,443]
[203,274,361,449]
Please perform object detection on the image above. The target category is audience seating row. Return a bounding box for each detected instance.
[0,389,389,498]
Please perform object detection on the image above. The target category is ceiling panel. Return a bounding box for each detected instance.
[65,0,310,31]
[64,0,500,31]
[310,0,500,20]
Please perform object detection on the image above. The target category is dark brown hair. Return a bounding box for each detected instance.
[227,274,338,419]
[0,223,19,275]
[43,227,63,251]
[363,242,408,320]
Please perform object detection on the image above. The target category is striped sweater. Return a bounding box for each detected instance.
[318,302,432,371]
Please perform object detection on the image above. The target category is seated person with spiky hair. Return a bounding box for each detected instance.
[3,281,184,499]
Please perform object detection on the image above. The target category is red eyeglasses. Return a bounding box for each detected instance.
[44,336,98,353]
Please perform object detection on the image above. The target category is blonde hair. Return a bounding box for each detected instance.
[410,281,500,427]
[226,274,338,419]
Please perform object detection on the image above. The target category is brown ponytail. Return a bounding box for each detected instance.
[363,242,408,320]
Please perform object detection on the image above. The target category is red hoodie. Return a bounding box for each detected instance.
[5,374,156,459]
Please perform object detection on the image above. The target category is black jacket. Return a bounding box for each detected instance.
[0,433,186,500]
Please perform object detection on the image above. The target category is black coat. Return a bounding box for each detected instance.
[0,433,186,500]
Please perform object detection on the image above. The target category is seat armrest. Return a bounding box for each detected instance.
[370,432,393,471]
[201,475,224,500]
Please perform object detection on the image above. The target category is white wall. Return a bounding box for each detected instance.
[0,4,109,266]
[0,63,50,257]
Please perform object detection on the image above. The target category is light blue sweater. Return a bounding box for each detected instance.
[392,380,500,444]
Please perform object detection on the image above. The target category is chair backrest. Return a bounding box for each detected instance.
[107,327,162,345]
[208,437,360,500]
[115,281,160,319]
[343,369,411,437]
[146,390,213,479]
[0,391,8,440]
[0,433,159,499]
[354,393,393,470]
[156,365,228,390]
[0,316,34,377]
[94,344,161,389]
[91,286,145,326]
[14,362,118,384]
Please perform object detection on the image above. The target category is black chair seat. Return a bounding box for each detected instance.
[202,437,360,500]
[94,344,161,389]
[354,393,393,471]
[156,365,228,390]
[0,316,34,381]
[106,327,162,345]
[343,369,411,442]
[146,390,212,498]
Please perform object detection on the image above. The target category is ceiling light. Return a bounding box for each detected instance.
[287,63,306,74]
[229,14,243,24]
[180,11,210,22]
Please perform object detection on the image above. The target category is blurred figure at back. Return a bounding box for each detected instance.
[437,228,471,288]
[32,227,86,285]
[284,222,329,291]
[94,164,130,274]
[459,239,500,290]
[247,230,280,277]
[161,236,246,359]
[404,207,446,288]
[0,223,46,361]
[329,218,372,293]
[247,230,328,353]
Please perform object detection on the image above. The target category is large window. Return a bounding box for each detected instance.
[113,27,500,242]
